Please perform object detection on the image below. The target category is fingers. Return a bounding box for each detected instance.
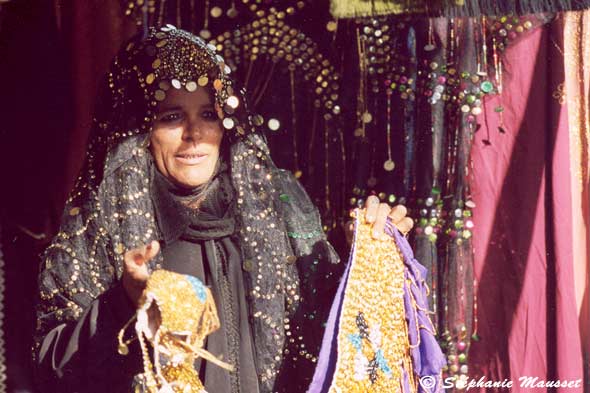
[145,240,160,262]
[372,203,391,239]
[122,241,160,305]
[388,205,407,223]
[388,205,413,235]
[364,195,380,223]
[394,217,414,235]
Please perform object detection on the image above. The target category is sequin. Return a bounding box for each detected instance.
[222,117,235,129]
[185,81,197,92]
[268,118,280,131]
[154,90,166,101]
[171,79,182,89]
[227,96,239,109]
[243,260,254,272]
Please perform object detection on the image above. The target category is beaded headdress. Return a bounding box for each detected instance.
[99,24,252,143]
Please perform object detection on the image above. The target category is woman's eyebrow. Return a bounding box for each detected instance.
[157,105,183,113]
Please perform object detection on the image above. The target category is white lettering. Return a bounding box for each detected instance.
[518,376,582,389]
[443,377,456,389]
[519,376,539,388]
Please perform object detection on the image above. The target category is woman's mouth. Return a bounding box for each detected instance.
[175,152,208,165]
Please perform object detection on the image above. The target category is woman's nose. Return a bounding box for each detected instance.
[183,119,202,141]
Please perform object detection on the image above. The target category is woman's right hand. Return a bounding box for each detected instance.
[122,240,160,306]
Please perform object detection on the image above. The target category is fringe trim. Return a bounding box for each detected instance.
[330,0,590,19]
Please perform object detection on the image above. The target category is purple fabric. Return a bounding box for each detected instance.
[308,218,358,392]
[387,221,446,392]
[307,217,446,393]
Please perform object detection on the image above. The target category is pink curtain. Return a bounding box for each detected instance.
[469,16,586,391]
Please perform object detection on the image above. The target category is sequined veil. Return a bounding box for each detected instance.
[35,25,340,392]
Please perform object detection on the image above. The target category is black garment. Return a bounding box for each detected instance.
[35,282,143,393]
[151,165,259,393]
[34,168,259,393]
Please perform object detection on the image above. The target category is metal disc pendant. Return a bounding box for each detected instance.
[424,44,436,51]
[118,343,129,356]
[199,29,211,40]
[227,7,238,18]
[210,6,223,18]
[383,159,395,171]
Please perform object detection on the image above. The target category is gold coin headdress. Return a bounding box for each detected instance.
[97,25,254,149]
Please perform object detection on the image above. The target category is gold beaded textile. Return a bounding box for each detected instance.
[126,270,231,393]
[327,213,416,393]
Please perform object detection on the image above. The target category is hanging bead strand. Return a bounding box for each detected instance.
[157,0,166,27]
[384,90,395,172]
[478,16,488,76]
[200,0,211,39]
[176,0,181,29]
[492,35,506,133]
[289,68,302,179]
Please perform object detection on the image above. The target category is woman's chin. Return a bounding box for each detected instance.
[172,171,212,189]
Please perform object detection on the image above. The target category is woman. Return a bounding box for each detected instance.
[34,26,413,393]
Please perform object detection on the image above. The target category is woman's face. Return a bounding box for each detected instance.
[150,87,224,188]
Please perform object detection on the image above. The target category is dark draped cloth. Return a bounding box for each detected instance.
[151,162,259,393]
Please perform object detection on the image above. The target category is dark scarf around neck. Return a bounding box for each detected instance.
[150,160,237,243]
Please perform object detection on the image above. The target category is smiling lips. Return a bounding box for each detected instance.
[175,152,208,165]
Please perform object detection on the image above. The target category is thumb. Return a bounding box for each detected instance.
[125,240,160,266]
[144,240,160,262]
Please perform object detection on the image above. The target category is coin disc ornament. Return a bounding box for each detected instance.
[384,159,395,171]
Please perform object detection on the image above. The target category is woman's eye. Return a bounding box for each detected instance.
[158,112,183,123]
[201,110,217,120]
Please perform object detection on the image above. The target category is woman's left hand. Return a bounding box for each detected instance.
[364,195,414,240]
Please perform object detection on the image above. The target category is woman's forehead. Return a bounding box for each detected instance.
[158,88,214,110]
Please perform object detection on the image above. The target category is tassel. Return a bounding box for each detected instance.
[330,0,590,18]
